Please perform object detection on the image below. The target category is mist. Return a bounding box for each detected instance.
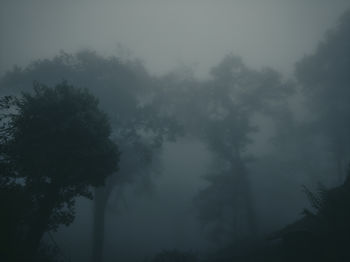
[1,0,349,77]
[1,1,350,262]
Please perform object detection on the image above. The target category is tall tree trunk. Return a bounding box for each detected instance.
[92,187,107,262]
[336,152,344,184]
[241,172,258,237]
[233,155,258,239]
[334,136,346,184]
[92,184,114,262]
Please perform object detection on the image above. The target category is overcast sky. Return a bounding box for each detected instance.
[1,0,349,78]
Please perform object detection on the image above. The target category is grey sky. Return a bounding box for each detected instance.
[1,0,349,77]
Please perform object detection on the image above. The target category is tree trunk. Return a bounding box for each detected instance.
[233,156,258,239]
[336,152,344,184]
[92,185,113,262]
[241,172,258,236]
[333,136,346,184]
[25,187,59,260]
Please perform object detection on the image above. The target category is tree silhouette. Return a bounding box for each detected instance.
[193,55,292,245]
[0,82,119,260]
[268,167,350,262]
[0,51,181,262]
[296,10,350,183]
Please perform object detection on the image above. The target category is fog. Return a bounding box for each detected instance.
[1,1,350,262]
[55,139,212,262]
[1,0,349,77]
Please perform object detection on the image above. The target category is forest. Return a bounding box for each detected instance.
[1,1,350,262]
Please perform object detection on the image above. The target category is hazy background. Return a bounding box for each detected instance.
[1,0,350,78]
[2,1,350,261]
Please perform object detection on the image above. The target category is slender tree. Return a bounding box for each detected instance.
[194,55,292,245]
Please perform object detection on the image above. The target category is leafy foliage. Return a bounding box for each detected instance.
[0,50,184,262]
[0,81,119,260]
[267,168,350,262]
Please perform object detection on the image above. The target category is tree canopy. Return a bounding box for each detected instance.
[296,10,350,183]
[0,81,119,260]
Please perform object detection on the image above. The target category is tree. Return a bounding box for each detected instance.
[0,82,119,260]
[296,10,350,183]
[0,51,180,262]
[193,55,293,245]
[269,167,350,262]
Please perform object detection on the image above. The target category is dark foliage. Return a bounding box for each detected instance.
[0,82,119,261]
[268,168,350,261]
[0,50,184,262]
[296,10,350,183]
